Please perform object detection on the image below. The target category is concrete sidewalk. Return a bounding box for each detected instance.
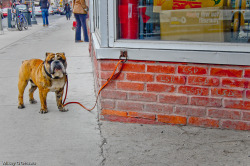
[0,16,102,165]
[0,16,250,166]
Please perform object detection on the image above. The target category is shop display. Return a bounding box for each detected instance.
[117,0,250,43]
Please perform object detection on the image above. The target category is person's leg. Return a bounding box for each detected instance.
[45,9,49,25]
[41,9,46,26]
[66,12,69,20]
[79,14,89,42]
[74,14,82,42]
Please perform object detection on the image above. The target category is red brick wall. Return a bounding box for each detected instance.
[89,47,250,130]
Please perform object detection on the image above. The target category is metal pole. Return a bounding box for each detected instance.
[7,8,11,28]
[31,0,37,24]
[0,11,3,34]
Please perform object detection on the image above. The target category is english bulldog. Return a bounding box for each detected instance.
[18,52,68,114]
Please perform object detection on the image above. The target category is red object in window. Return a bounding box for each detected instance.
[119,0,139,39]
[139,7,150,23]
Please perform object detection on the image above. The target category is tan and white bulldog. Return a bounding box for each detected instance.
[18,52,68,114]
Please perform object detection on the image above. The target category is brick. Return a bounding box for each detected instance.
[208,109,241,120]
[211,88,243,98]
[242,112,250,121]
[144,104,173,114]
[190,97,222,107]
[175,106,206,117]
[221,120,250,130]
[129,60,156,64]
[117,82,144,91]
[178,66,208,75]
[210,68,243,78]
[188,117,219,128]
[101,109,127,117]
[159,94,188,105]
[117,101,144,111]
[101,90,127,100]
[147,83,175,93]
[178,86,209,96]
[128,112,156,120]
[101,115,163,125]
[100,71,125,80]
[128,92,157,102]
[222,78,250,88]
[126,73,154,82]
[244,69,250,78]
[123,63,145,72]
[188,76,219,86]
[156,75,186,84]
[147,65,175,74]
[101,80,116,90]
[100,62,117,71]
[246,90,250,99]
[224,99,250,110]
[158,115,187,125]
[101,100,115,109]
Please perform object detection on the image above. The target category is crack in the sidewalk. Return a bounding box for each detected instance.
[97,120,107,166]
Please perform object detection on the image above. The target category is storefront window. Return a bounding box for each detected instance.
[93,0,100,33]
[117,0,250,43]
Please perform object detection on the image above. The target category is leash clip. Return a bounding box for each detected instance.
[120,51,128,63]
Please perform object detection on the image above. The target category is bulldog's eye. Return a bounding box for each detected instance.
[48,60,53,64]
[59,58,65,63]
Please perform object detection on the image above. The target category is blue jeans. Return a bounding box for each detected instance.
[41,9,49,25]
[74,14,89,42]
[66,12,71,20]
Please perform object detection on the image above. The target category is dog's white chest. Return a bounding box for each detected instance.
[49,79,65,92]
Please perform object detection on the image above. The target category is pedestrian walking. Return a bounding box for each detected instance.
[40,0,50,26]
[73,0,89,42]
[64,3,71,20]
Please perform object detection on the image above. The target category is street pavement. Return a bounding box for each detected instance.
[0,15,250,166]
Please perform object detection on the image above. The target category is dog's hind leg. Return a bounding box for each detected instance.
[18,79,28,109]
[29,80,37,104]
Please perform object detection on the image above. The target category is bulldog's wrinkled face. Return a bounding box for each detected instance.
[44,52,67,79]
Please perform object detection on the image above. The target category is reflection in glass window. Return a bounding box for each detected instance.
[117,0,250,43]
[93,0,100,32]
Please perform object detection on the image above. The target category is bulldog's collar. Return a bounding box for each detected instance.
[43,62,53,79]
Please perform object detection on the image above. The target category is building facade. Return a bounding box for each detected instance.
[89,0,250,130]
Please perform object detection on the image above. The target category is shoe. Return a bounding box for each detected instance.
[43,25,45,27]
[75,40,84,43]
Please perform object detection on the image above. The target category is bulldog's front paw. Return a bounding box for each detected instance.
[59,107,68,112]
[18,104,25,109]
[40,109,48,114]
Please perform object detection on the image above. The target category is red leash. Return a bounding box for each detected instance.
[62,56,127,111]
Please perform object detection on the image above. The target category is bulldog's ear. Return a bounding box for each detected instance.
[56,52,65,56]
